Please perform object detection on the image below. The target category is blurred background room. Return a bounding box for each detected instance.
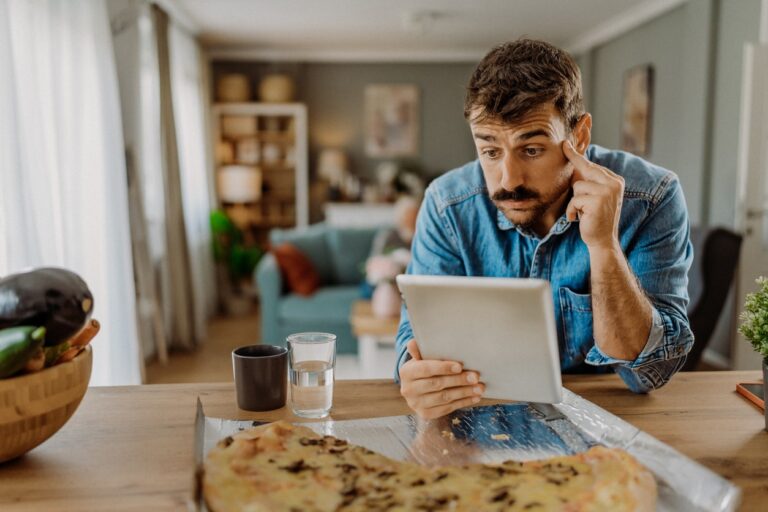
[1,0,767,386]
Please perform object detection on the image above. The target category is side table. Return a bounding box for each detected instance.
[349,300,399,378]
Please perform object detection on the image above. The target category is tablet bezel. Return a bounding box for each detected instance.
[396,274,563,403]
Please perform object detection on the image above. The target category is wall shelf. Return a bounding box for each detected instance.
[211,102,308,248]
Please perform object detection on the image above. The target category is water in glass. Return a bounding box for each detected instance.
[289,359,334,418]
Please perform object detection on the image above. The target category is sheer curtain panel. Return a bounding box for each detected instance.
[0,0,142,385]
[169,21,217,341]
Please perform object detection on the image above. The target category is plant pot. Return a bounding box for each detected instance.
[224,294,253,317]
[372,281,401,318]
[763,359,768,431]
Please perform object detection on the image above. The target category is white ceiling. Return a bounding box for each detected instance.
[170,0,687,61]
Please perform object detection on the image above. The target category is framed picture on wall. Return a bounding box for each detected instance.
[364,84,419,158]
[621,64,654,157]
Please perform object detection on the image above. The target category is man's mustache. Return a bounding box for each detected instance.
[492,186,540,202]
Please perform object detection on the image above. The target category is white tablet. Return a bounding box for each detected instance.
[396,274,563,403]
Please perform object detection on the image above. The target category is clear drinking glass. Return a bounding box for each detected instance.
[287,332,336,418]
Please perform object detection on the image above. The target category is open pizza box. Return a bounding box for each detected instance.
[191,389,740,511]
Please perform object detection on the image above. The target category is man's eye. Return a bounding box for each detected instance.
[523,147,543,158]
[482,149,499,159]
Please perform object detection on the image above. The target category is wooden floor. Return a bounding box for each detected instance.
[145,310,260,384]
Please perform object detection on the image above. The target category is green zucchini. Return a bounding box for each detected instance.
[0,326,46,378]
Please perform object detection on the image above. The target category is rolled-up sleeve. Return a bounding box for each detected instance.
[585,177,694,392]
[394,185,464,382]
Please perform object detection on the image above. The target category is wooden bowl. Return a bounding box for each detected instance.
[0,346,92,463]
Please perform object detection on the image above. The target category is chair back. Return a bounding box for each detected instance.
[684,226,742,370]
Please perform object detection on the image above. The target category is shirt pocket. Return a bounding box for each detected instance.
[558,287,594,361]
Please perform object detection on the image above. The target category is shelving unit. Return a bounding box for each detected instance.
[211,102,308,248]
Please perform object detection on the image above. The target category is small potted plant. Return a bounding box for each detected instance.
[210,210,263,315]
[738,276,768,429]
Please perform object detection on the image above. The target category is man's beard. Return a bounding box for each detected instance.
[491,185,561,230]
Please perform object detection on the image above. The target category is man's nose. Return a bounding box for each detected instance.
[499,155,524,190]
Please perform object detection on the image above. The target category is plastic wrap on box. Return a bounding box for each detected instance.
[193,388,740,511]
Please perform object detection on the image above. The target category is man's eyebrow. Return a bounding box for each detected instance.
[473,132,496,142]
[516,129,550,141]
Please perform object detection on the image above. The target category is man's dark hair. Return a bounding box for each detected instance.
[464,39,584,129]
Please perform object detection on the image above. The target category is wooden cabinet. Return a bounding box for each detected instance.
[211,102,308,247]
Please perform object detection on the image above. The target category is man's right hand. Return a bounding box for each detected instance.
[399,339,485,419]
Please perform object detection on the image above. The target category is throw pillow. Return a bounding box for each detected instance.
[271,243,320,296]
[270,224,333,284]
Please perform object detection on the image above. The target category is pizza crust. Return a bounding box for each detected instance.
[204,421,657,512]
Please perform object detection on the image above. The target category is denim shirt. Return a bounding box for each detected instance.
[394,145,694,393]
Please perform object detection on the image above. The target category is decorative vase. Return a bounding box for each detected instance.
[763,359,768,431]
[372,281,401,318]
[216,74,251,102]
[258,74,295,103]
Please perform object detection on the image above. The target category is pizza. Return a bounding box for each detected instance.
[203,421,656,512]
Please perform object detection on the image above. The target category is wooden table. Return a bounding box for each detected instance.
[0,372,765,511]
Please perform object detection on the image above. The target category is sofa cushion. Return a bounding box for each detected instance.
[270,224,335,284]
[278,285,360,324]
[326,227,378,285]
[271,243,320,296]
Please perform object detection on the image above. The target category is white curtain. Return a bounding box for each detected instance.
[111,2,215,354]
[0,0,142,385]
[169,22,217,341]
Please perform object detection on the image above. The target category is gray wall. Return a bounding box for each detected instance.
[585,1,714,225]
[709,0,763,227]
[578,0,762,362]
[582,0,762,228]
[212,61,478,181]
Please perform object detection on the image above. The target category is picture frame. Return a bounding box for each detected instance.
[364,84,419,158]
[621,64,654,157]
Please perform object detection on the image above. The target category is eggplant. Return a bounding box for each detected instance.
[0,267,94,346]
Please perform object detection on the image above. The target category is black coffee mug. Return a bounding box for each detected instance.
[232,345,288,411]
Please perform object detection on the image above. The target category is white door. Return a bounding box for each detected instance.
[733,24,768,369]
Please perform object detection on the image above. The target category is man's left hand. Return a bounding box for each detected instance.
[563,140,624,251]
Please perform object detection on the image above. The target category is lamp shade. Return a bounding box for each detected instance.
[217,165,262,203]
[317,148,349,186]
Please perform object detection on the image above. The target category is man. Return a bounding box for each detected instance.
[395,39,694,419]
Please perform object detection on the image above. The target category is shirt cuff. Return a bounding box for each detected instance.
[394,347,412,383]
[584,307,666,368]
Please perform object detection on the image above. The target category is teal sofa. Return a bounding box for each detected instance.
[255,223,379,354]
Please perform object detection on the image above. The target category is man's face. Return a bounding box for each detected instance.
[470,104,582,233]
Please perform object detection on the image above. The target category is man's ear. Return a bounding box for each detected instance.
[572,113,592,154]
